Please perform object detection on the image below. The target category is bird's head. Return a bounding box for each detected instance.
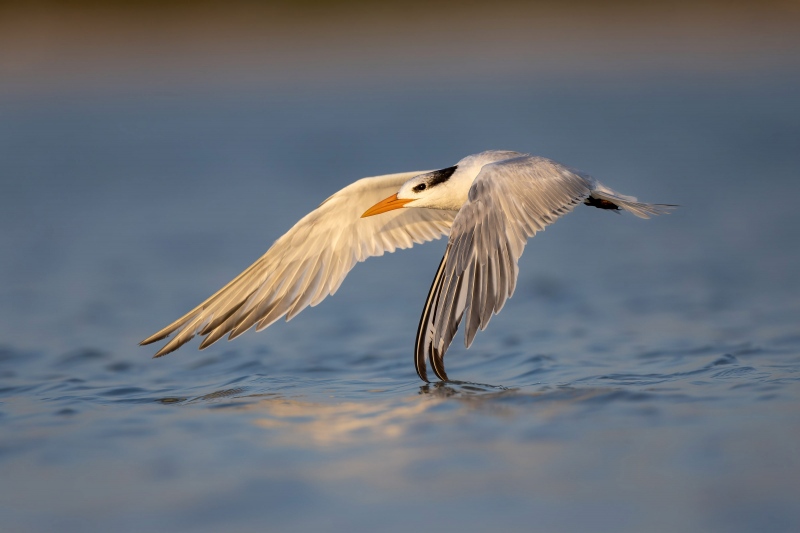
[361,165,465,217]
[361,151,526,217]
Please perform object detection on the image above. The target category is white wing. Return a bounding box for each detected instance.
[414,156,676,381]
[142,170,456,357]
[414,156,594,381]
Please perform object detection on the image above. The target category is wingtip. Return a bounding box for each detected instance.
[433,365,450,382]
[139,331,170,346]
[152,345,173,358]
[415,342,430,382]
[429,346,450,382]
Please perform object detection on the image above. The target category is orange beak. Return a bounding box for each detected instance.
[361,194,413,218]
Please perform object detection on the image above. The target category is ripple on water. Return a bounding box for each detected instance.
[193,387,248,402]
[56,348,110,367]
[711,366,757,379]
[100,386,150,397]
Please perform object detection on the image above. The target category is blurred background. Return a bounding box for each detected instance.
[1,1,799,532]
[3,1,800,95]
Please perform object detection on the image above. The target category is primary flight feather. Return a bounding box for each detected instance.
[141,150,674,381]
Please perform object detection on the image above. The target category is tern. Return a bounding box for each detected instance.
[141,150,674,381]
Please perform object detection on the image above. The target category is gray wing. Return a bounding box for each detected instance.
[142,170,456,357]
[414,156,593,381]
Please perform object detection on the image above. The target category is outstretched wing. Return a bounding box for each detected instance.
[142,170,456,357]
[415,156,594,381]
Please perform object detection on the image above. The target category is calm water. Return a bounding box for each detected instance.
[1,73,800,532]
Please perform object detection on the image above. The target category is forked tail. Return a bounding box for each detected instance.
[586,184,677,218]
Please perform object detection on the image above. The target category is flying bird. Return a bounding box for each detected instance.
[141,150,674,381]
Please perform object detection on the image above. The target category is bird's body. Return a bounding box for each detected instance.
[141,151,674,381]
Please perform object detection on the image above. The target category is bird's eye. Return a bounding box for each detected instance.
[413,183,427,193]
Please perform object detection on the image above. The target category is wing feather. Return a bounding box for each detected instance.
[416,156,593,380]
[414,250,449,382]
[416,155,674,380]
[141,170,456,357]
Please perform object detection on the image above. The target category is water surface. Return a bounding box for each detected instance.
[1,66,799,532]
